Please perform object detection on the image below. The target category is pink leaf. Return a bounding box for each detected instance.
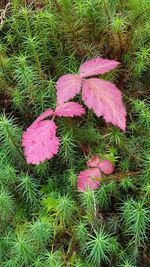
[99,160,114,175]
[79,57,119,78]
[87,155,100,168]
[33,108,54,125]
[54,102,86,117]
[82,78,126,131]
[56,74,82,105]
[77,168,101,192]
[22,120,60,165]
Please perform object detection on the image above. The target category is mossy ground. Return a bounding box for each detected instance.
[0,1,150,266]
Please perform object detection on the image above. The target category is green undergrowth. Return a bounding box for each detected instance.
[0,0,150,266]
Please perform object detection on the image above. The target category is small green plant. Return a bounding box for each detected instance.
[121,198,150,261]
[82,228,113,266]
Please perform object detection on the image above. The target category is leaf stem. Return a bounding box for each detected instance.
[93,171,141,182]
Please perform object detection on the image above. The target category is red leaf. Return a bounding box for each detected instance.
[56,74,82,105]
[77,168,101,192]
[54,102,86,117]
[22,120,60,165]
[99,160,114,174]
[79,57,119,78]
[82,78,126,131]
[87,155,100,168]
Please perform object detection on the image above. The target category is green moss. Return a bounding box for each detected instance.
[0,0,150,266]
